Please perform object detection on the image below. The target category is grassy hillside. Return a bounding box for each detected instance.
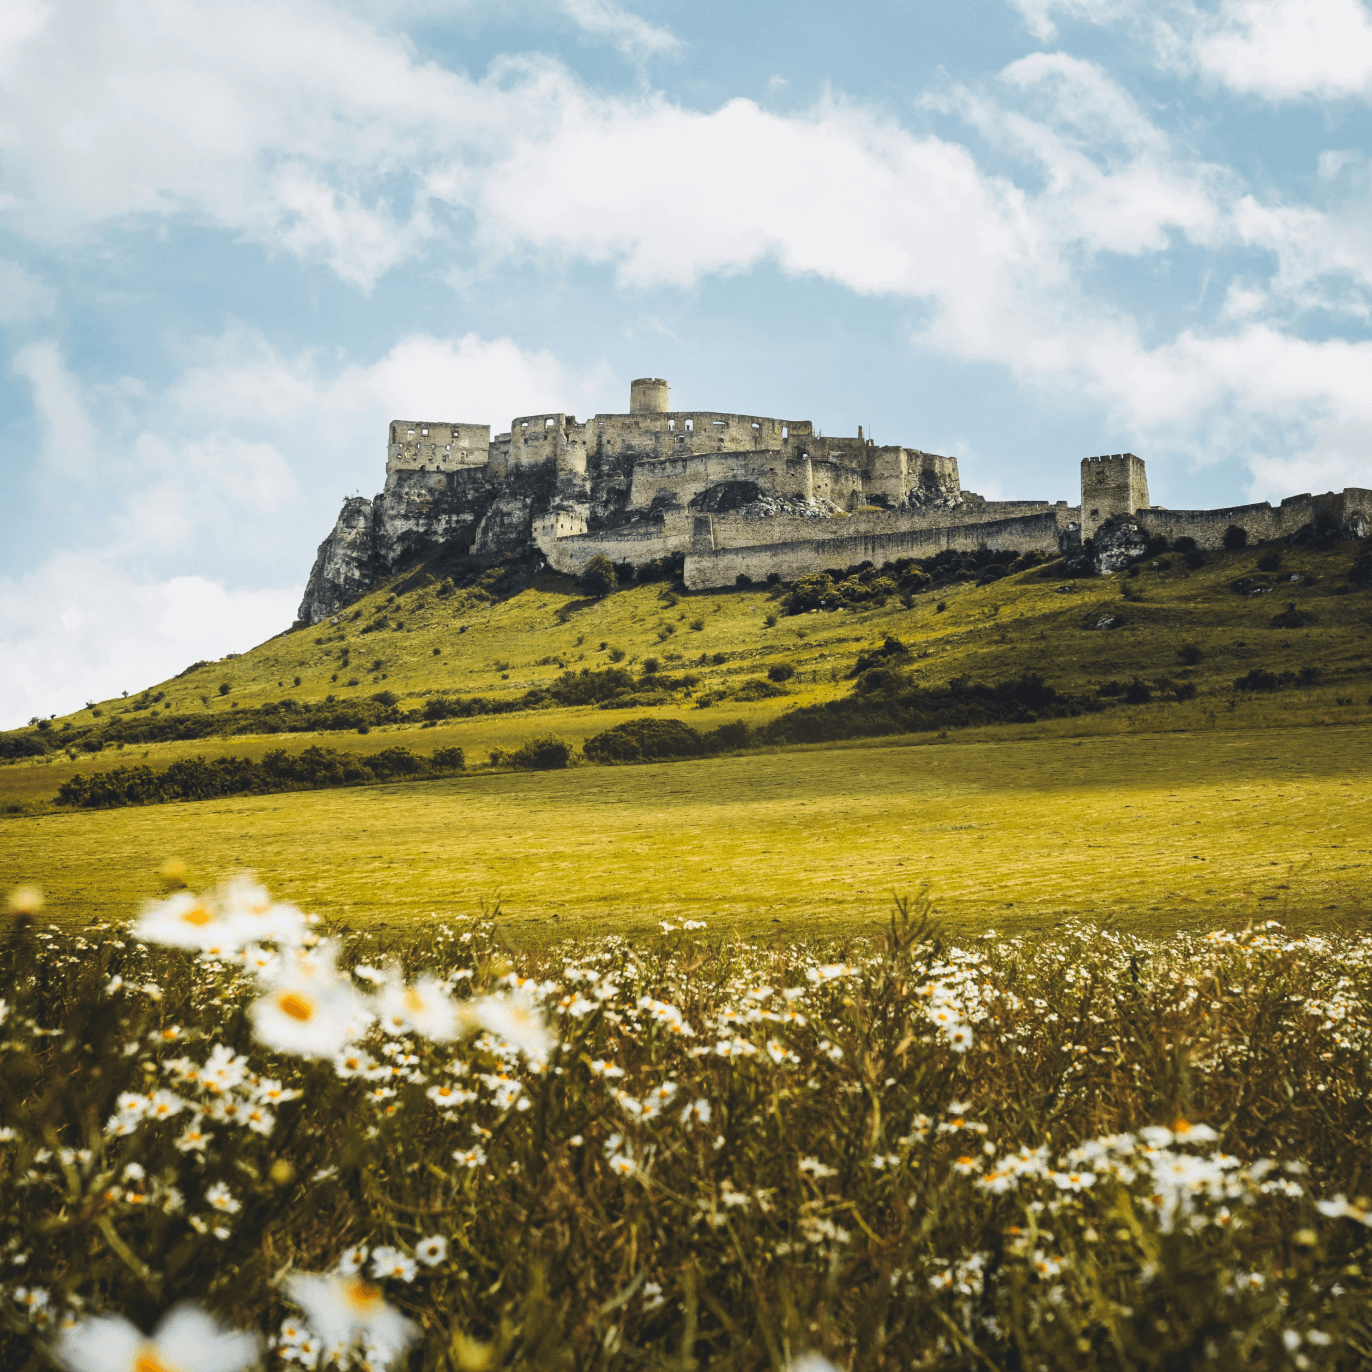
[3,538,1370,813]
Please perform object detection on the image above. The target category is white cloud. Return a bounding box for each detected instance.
[0,551,301,728]
[0,0,522,285]
[1193,0,1372,101]
[12,340,99,477]
[1008,0,1139,44]
[167,327,612,433]
[456,62,1372,494]
[1007,0,1372,102]
[0,259,55,320]
[136,434,300,513]
[558,0,681,60]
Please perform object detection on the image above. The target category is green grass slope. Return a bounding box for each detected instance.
[3,538,1371,814]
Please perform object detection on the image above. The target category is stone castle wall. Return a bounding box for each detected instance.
[296,375,1367,628]
[1134,488,1371,548]
[682,511,1067,590]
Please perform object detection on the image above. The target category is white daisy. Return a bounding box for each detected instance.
[285,1275,415,1367]
[56,1304,259,1372]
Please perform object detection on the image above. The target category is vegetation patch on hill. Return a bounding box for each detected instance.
[54,744,466,809]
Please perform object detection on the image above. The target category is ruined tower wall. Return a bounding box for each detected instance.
[387,420,492,475]
[1080,453,1149,538]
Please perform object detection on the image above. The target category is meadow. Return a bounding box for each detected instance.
[3,723,1368,939]
[3,880,1371,1370]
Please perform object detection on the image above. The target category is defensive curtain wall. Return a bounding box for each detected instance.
[296,379,1369,624]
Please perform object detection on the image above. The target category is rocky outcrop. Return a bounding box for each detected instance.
[296,497,378,626]
[1092,520,1149,574]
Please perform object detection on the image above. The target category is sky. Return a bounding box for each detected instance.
[2,0,1371,728]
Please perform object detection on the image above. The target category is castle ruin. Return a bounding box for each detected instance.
[296,378,1369,624]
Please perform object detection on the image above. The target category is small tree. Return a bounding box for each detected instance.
[580,554,618,598]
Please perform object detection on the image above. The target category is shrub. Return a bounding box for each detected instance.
[218,683,231,696]
[371,690,399,707]
[509,735,573,770]
[1257,551,1282,573]
[1185,550,1208,569]
[293,676,302,686]
[641,658,660,675]
[1271,602,1317,629]
[1235,668,1279,693]
[607,647,626,663]
[703,719,751,752]
[1223,524,1249,550]
[735,573,753,587]
[579,555,618,598]
[357,724,371,734]
[1173,536,1197,552]
[1124,678,1153,705]
[1177,643,1204,665]
[729,679,789,702]
[851,636,909,676]
[763,613,777,628]
[767,663,796,683]
[583,717,707,764]
[689,618,705,631]
[784,572,837,614]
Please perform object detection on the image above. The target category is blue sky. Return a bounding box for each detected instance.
[2,0,1371,726]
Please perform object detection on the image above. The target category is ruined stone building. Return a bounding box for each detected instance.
[297,378,1370,624]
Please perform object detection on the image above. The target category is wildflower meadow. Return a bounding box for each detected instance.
[2,877,1370,1370]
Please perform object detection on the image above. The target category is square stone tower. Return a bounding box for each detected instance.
[1080,453,1149,539]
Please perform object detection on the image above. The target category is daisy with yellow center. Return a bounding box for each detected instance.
[56,1305,258,1372]
[285,1274,415,1365]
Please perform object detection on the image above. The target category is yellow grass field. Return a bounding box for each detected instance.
[5,723,1368,940]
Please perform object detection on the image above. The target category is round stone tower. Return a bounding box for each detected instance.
[630,377,669,413]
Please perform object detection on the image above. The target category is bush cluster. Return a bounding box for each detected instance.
[54,745,465,809]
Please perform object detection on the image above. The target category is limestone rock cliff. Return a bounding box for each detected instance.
[296,497,378,625]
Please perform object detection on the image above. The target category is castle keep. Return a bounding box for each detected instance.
[297,378,1370,624]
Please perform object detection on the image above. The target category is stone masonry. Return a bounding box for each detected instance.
[296,378,1370,623]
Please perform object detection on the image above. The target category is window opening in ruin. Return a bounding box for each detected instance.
[668,419,675,431]
[421,428,428,436]
[752,422,760,429]
[521,421,529,428]
[781,426,788,439]
[545,418,555,427]
[713,420,726,427]
[685,419,693,431]
[407,429,415,437]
